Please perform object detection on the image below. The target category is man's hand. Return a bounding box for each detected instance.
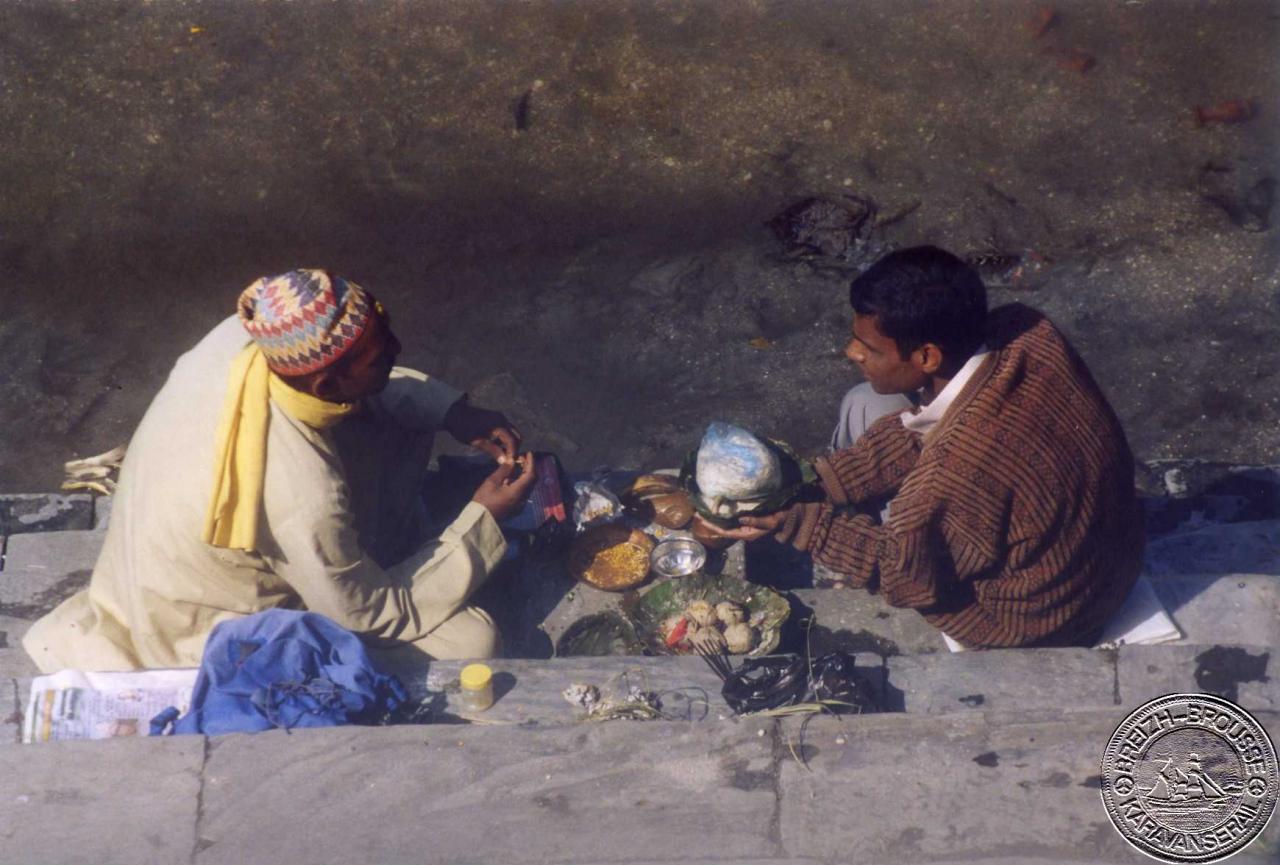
[444,401,522,463]
[693,510,787,543]
[471,452,538,522]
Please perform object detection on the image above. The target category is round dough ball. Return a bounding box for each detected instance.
[698,627,727,650]
[715,601,746,626]
[724,622,756,654]
[685,600,718,628]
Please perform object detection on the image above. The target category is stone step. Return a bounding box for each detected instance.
[1152,574,1280,646]
[0,614,34,650]
[1145,519,1280,577]
[1119,643,1278,712]
[0,530,100,620]
[777,708,1280,865]
[0,494,94,535]
[8,641,1276,748]
[1,647,39,747]
[3,708,1277,864]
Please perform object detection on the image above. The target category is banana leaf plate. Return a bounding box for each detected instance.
[622,573,790,657]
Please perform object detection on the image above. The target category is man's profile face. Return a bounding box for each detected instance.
[844,313,930,395]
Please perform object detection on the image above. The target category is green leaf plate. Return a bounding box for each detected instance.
[623,573,790,657]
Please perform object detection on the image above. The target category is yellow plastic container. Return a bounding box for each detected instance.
[458,663,494,712]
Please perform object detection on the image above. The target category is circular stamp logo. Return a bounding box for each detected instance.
[1101,694,1277,863]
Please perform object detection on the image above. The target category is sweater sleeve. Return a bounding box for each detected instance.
[813,414,923,507]
[780,494,992,613]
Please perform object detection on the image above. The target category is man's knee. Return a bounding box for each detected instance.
[421,606,500,660]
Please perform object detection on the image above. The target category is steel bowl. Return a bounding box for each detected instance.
[649,536,707,579]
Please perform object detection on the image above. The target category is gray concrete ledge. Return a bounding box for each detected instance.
[887,647,1117,715]
[1118,643,1278,712]
[0,494,93,536]
[0,531,100,619]
[0,734,205,865]
[197,720,782,865]
[777,709,1280,865]
[1152,574,1280,647]
[5,709,1276,865]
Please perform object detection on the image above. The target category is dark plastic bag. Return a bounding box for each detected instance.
[720,651,877,715]
[721,656,808,714]
[806,652,877,712]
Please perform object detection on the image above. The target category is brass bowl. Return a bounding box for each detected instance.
[567,524,655,592]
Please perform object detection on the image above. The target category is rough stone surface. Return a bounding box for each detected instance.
[1145,519,1280,576]
[1152,575,1280,647]
[0,735,205,864]
[1118,643,1279,712]
[2,3,1278,494]
[777,709,1280,865]
[197,721,781,865]
[885,648,1117,715]
[0,614,34,649]
[0,648,39,686]
[0,530,100,618]
[788,587,947,657]
[2,675,24,748]
[2,702,1278,863]
[0,494,93,535]
[92,495,113,531]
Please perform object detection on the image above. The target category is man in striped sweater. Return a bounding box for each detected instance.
[705,246,1144,648]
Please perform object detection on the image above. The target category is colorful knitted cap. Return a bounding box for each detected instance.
[237,269,375,376]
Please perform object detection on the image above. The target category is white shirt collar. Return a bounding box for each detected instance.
[900,345,990,434]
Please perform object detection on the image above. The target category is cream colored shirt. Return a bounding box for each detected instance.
[24,317,506,672]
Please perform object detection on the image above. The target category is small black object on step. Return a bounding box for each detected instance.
[719,651,878,715]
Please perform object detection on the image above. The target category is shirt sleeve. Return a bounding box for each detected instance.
[266,498,507,643]
[813,414,923,508]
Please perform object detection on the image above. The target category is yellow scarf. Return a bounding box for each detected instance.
[202,345,360,550]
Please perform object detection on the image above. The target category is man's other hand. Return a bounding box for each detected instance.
[693,511,787,543]
[472,453,538,522]
[444,401,522,462]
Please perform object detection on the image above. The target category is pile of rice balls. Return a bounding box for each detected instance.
[661,599,758,654]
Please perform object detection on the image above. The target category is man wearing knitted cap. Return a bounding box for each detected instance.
[25,270,533,672]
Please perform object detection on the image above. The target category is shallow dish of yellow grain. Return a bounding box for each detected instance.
[568,524,655,591]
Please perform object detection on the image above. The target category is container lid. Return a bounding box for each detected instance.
[459,663,493,691]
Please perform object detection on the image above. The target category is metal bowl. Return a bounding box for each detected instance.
[649,536,707,579]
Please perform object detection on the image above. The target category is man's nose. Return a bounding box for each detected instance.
[845,341,864,363]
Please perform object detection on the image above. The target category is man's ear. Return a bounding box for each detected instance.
[309,370,342,402]
[915,343,945,375]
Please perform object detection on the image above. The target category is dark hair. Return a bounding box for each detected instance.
[848,246,987,361]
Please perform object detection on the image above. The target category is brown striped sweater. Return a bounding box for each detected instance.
[776,303,1145,648]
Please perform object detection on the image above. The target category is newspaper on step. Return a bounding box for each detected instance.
[23,667,198,743]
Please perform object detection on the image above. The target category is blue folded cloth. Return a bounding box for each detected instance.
[152,609,408,736]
